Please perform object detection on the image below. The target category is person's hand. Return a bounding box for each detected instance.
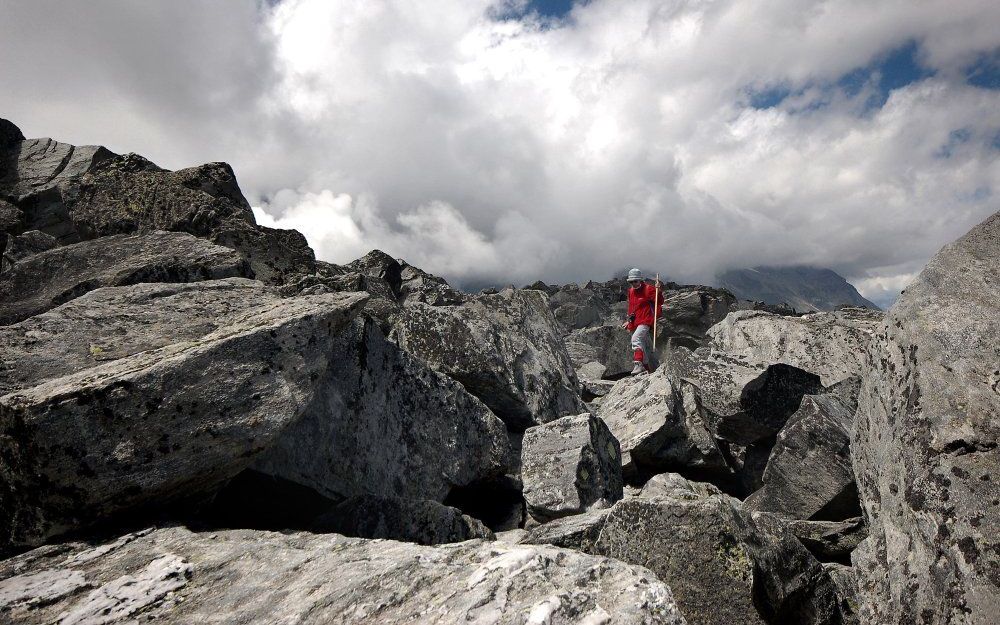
[621,320,628,329]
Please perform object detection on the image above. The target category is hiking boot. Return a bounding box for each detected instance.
[630,362,646,376]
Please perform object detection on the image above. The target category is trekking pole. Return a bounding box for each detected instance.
[653,273,660,350]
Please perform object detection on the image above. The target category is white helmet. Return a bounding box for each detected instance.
[627,268,643,282]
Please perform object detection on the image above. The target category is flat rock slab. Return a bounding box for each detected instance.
[311,495,493,545]
[744,393,859,521]
[0,526,688,624]
[854,210,1000,623]
[0,279,367,549]
[708,308,882,386]
[521,413,623,522]
[253,318,511,503]
[597,371,728,480]
[391,288,585,430]
[0,231,250,325]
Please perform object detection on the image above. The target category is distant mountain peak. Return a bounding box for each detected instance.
[716,265,879,312]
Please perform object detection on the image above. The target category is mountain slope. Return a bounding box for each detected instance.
[717,266,878,312]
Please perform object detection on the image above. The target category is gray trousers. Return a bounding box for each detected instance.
[631,324,654,367]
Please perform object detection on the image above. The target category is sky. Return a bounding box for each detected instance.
[1,1,999,308]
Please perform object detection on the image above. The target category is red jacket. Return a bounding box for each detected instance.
[627,282,663,331]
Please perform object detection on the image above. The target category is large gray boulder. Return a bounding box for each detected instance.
[0,231,251,325]
[391,287,585,430]
[565,323,634,379]
[707,308,882,386]
[0,279,368,549]
[253,317,511,503]
[853,210,1000,623]
[744,392,859,521]
[521,413,623,522]
[0,526,688,624]
[597,370,730,481]
[311,495,493,545]
[658,287,737,350]
[526,476,845,625]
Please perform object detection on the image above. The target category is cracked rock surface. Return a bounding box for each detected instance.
[853,209,1000,624]
[0,526,688,625]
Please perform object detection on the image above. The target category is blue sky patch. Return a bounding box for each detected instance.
[965,50,1000,90]
[746,39,935,112]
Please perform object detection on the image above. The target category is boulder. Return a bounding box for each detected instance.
[311,495,493,545]
[521,413,623,522]
[253,317,511,503]
[0,118,24,148]
[583,485,842,624]
[823,563,861,625]
[547,282,617,330]
[745,511,846,625]
[345,249,465,306]
[639,472,725,500]
[391,287,585,430]
[707,308,882,386]
[520,508,611,552]
[0,526,688,624]
[1,230,58,270]
[0,280,368,549]
[597,370,730,482]
[744,392,859,521]
[853,210,1000,623]
[0,231,251,325]
[786,517,867,563]
[658,287,737,349]
[565,324,634,378]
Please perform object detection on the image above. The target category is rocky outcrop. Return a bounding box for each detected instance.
[708,308,882,385]
[0,231,251,325]
[597,371,730,482]
[0,120,316,285]
[0,280,368,549]
[311,495,493,545]
[391,288,585,430]
[744,392,859,521]
[853,210,1000,623]
[0,526,688,624]
[253,318,511,503]
[521,413,623,522]
[346,249,465,306]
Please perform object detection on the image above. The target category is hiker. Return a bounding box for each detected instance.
[621,268,663,375]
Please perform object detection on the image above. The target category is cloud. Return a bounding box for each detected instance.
[1,0,998,302]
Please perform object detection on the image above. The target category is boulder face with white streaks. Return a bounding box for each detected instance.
[0,280,368,550]
[853,210,1000,624]
[0,526,688,625]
